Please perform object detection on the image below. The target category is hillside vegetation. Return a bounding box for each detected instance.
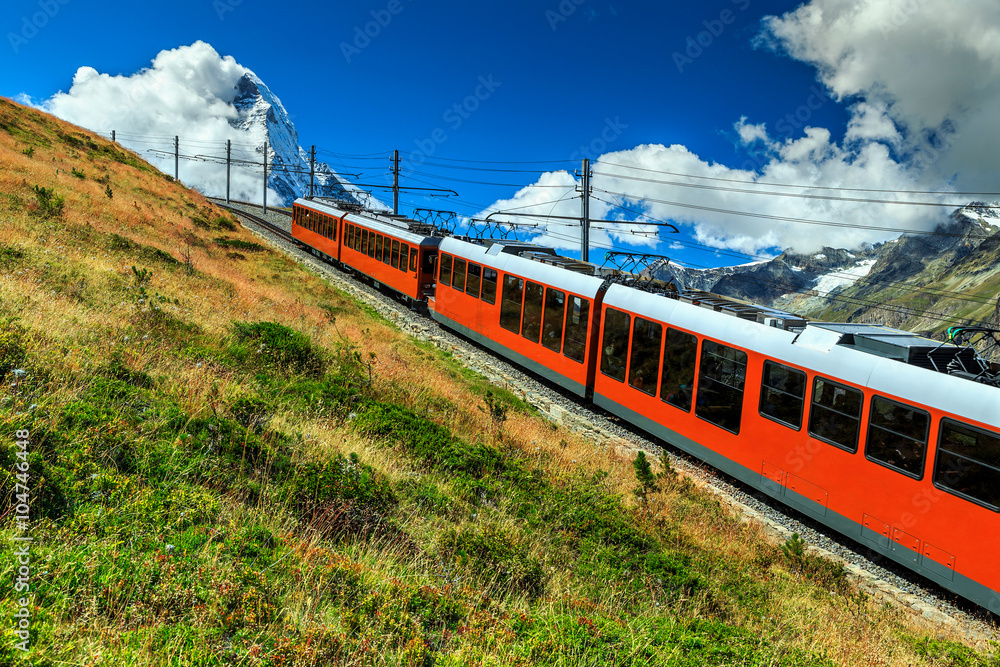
[0,97,997,665]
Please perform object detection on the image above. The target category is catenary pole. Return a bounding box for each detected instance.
[579,158,591,262]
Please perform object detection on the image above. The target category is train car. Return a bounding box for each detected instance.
[293,198,442,303]
[429,237,607,397]
[292,198,345,263]
[592,283,1000,615]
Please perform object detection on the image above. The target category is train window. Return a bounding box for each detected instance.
[935,419,1000,510]
[696,341,747,434]
[399,244,409,272]
[346,224,352,246]
[521,281,544,343]
[809,377,864,453]
[382,237,391,263]
[866,396,929,478]
[423,252,436,277]
[482,268,498,304]
[361,229,369,252]
[466,263,481,297]
[453,259,467,291]
[759,361,806,430]
[353,225,360,250]
[600,309,631,382]
[409,248,418,272]
[390,240,401,269]
[660,328,698,412]
[563,297,590,363]
[368,232,376,257]
[499,275,524,333]
[332,219,338,242]
[375,235,383,261]
[629,317,663,396]
[440,254,453,287]
[808,378,863,452]
[541,289,565,352]
[321,216,328,237]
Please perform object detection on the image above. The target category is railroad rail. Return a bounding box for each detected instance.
[208,199,299,246]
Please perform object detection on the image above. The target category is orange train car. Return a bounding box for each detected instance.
[592,284,1000,615]
[292,198,441,304]
[429,236,607,397]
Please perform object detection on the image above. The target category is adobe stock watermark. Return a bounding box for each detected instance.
[340,0,413,63]
[570,117,628,162]
[11,428,33,653]
[545,0,585,31]
[213,0,242,21]
[7,0,70,54]
[738,85,832,173]
[673,0,752,74]
[411,75,502,161]
[878,0,929,38]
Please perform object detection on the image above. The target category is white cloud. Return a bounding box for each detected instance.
[40,41,279,204]
[761,0,1000,190]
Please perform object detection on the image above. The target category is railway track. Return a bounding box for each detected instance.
[208,198,297,245]
[215,198,998,644]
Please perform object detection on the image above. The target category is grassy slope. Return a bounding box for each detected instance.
[0,97,996,666]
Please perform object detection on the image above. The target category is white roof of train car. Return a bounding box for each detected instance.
[603,283,1000,429]
[439,236,607,298]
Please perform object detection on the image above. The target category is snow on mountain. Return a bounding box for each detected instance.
[811,258,877,295]
[230,72,387,209]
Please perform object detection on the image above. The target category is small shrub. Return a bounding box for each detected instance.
[632,451,659,510]
[443,525,546,597]
[71,167,85,179]
[229,396,272,433]
[215,215,237,231]
[289,452,397,537]
[215,237,266,253]
[781,533,848,592]
[0,245,26,270]
[32,185,64,218]
[22,146,34,157]
[229,321,327,378]
[104,184,113,199]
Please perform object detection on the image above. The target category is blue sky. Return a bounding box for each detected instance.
[4,0,999,268]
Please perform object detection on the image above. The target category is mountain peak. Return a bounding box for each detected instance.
[228,70,373,208]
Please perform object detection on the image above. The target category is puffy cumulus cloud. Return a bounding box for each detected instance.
[760,0,1000,190]
[40,41,280,203]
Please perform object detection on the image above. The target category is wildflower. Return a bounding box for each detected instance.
[12,369,26,378]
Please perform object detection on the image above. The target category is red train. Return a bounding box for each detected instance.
[292,197,1000,616]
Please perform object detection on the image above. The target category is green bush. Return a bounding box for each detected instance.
[287,452,397,537]
[229,321,327,378]
[353,403,503,477]
[215,237,266,253]
[31,185,64,218]
[442,525,545,597]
